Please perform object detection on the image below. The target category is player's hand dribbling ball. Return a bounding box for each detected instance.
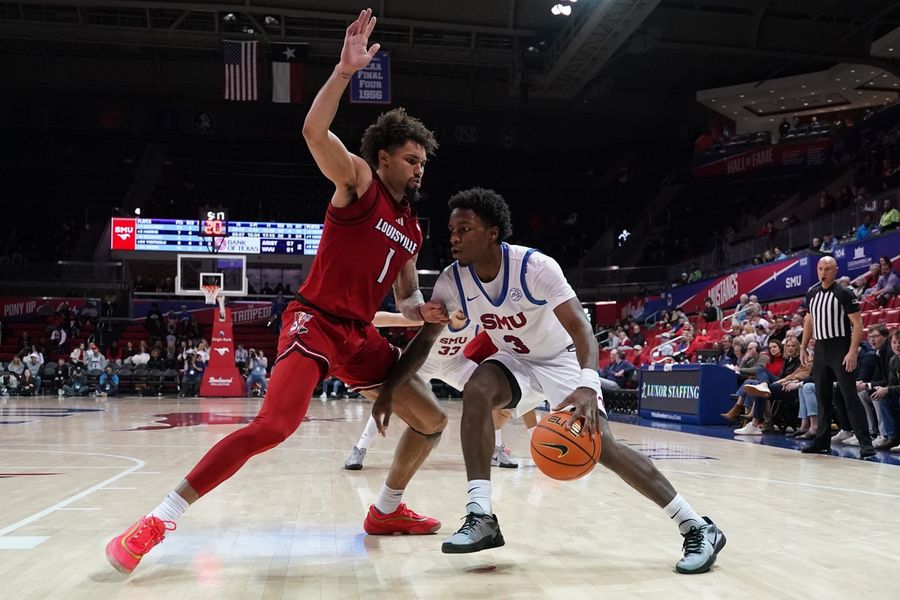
[530,411,602,480]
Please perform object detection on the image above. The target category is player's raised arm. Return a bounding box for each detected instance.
[302,8,380,206]
[372,311,423,328]
[551,298,601,435]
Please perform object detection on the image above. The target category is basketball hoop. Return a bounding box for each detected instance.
[202,284,226,320]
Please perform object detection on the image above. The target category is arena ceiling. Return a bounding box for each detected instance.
[2,0,900,134]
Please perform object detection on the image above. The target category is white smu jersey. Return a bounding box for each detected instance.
[419,319,479,382]
[431,243,577,362]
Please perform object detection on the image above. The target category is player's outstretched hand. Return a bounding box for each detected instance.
[419,300,450,324]
[372,386,393,436]
[552,387,600,437]
[339,8,381,74]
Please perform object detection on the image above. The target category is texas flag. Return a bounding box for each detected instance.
[272,43,308,103]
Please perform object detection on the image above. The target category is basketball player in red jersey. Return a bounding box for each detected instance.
[105,9,449,574]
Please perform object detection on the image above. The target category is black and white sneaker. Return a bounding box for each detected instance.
[675,517,726,574]
[344,446,366,470]
[441,512,505,554]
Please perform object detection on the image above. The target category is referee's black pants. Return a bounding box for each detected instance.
[813,337,872,450]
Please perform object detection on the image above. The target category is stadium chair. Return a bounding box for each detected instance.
[41,362,59,393]
[162,369,181,395]
[885,308,900,324]
[132,366,149,396]
[147,369,165,395]
[865,310,884,327]
[891,296,900,310]
[117,367,133,394]
[87,369,102,390]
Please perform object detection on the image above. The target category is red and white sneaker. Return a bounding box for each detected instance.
[363,503,440,535]
[105,515,175,574]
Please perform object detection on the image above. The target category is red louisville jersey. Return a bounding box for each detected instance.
[463,331,498,364]
[298,174,423,323]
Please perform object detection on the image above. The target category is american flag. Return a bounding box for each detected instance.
[223,40,258,101]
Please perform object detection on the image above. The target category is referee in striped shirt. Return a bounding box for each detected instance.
[800,256,875,458]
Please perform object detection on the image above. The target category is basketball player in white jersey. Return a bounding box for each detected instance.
[373,188,726,575]
[344,312,525,469]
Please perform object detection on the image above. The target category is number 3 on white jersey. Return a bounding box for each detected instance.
[376,248,397,283]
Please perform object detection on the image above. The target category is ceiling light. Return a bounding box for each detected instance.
[264,16,279,26]
[551,4,572,15]
[890,48,895,52]
[803,102,808,106]
[739,94,745,98]
[223,12,236,21]
[851,69,855,73]
[801,85,806,88]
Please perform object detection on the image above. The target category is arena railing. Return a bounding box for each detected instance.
[0,261,125,285]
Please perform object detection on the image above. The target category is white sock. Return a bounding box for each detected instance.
[494,429,503,446]
[663,493,703,535]
[466,479,492,515]
[356,416,379,451]
[149,491,189,524]
[374,484,404,514]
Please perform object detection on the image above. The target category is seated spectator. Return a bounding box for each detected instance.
[62,364,89,397]
[194,341,210,368]
[786,314,804,339]
[860,324,897,449]
[702,297,720,324]
[631,344,648,368]
[26,351,43,394]
[885,331,900,452]
[130,342,150,367]
[724,340,768,384]
[96,366,119,397]
[18,369,37,396]
[768,315,788,343]
[7,355,25,377]
[1,372,18,396]
[85,343,106,371]
[688,265,702,283]
[730,338,798,433]
[819,232,837,254]
[180,355,203,397]
[50,325,67,353]
[863,256,899,308]
[732,294,750,324]
[52,358,70,395]
[852,263,881,298]
[773,247,788,260]
[601,349,636,388]
[609,329,631,350]
[245,349,268,397]
[879,198,900,231]
[629,323,646,347]
[121,341,137,364]
[809,237,823,253]
[855,214,874,241]
[235,344,249,375]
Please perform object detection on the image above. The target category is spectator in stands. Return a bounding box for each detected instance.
[767,315,788,344]
[613,329,632,350]
[50,325,67,353]
[851,264,881,299]
[180,355,202,397]
[96,366,119,398]
[721,334,736,364]
[7,355,25,378]
[194,341,210,368]
[130,342,150,367]
[145,302,164,342]
[18,369,37,396]
[855,214,874,241]
[758,220,776,239]
[656,310,671,330]
[26,351,43,394]
[786,314,804,340]
[702,297,720,324]
[863,256,899,308]
[886,331,900,452]
[601,349,636,389]
[86,343,106,371]
[809,237,823,253]
[773,247,788,260]
[880,198,900,231]
[52,358,69,396]
[688,265,702,283]
[235,344,248,375]
[819,232,837,255]
[631,344,648,369]
[725,340,768,385]
[629,323,646,348]
[861,324,898,449]
[121,341,136,364]
[733,294,750,324]
[260,281,273,295]
[245,349,268,397]
[732,339,797,433]
[1,372,18,396]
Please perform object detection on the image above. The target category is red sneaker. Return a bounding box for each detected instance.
[363,503,441,535]
[105,515,175,574]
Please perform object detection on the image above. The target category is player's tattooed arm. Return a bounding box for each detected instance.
[394,257,449,324]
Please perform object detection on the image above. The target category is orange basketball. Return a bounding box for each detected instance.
[530,411,602,480]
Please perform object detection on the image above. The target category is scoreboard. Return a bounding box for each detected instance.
[110,217,323,255]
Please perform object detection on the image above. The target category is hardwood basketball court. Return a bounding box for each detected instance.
[2,394,899,599]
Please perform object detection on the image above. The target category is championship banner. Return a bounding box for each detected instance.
[349,51,391,104]
[619,230,899,321]
[0,297,100,322]
[132,300,273,325]
[693,138,833,178]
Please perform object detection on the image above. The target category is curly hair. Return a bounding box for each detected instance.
[448,187,513,241]
[359,108,438,168]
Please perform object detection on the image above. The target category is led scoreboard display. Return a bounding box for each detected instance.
[110,217,323,255]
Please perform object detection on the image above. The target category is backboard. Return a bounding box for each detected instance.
[176,254,248,297]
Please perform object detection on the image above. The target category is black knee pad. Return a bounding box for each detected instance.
[410,426,443,446]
